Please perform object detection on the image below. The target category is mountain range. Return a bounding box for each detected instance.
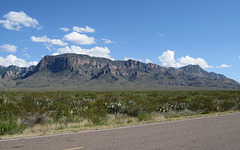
[0,53,240,91]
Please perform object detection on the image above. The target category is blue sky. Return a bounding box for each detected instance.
[0,0,239,82]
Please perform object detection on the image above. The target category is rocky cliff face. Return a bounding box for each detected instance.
[1,53,240,90]
[0,65,35,79]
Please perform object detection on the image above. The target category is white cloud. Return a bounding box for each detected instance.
[157,32,164,38]
[52,52,60,56]
[216,64,231,68]
[124,57,142,62]
[102,38,113,44]
[63,32,95,45]
[37,26,43,30]
[178,56,212,68]
[57,45,113,60]
[46,46,52,51]
[73,26,95,33]
[145,58,153,63]
[158,50,181,67]
[158,50,212,68]
[239,56,240,61]
[31,35,68,46]
[0,44,17,53]
[60,27,70,32]
[23,53,31,58]
[0,11,39,31]
[0,55,38,67]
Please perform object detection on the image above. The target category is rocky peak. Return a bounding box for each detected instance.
[125,59,143,69]
[0,65,6,75]
[1,65,25,79]
[36,55,70,73]
[146,63,161,69]
[178,65,207,77]
[180,65,203,72]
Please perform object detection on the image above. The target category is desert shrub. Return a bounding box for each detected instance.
[185,97,194,103]
[0,116,26,136]
[86,106,107,125]
[164,111,181,118]
[178,109,196,116]
[147,91,160,98]
[127,119,133,123]
[120,99,142,117]
[23,112,49,126]
[51,101,73,123]
[106,101,122,114]
[17,95,40,113]
[0,102,22,118]
[0,91,239,136]
[189,96,216,113]
[0,96,4,104]
[137,112,152,121]
[219,100,235,111]
[234,96,240,109]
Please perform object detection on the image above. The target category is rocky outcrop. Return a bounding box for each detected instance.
[0,65,36,79]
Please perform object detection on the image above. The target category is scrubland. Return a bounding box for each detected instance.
[0,91,239,138]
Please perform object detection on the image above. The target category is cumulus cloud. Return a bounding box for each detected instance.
[102,38,113,44]
[0,11,39,31]
[158,50,181,67]
[73,26,95,33]
[124,57,142,62]
[63,32,95,45]
[60,27,70,32]
[57,45,113,60]
[158,50,212,68]
[178,56,212,68]
[0,44,17,53]
[145,58,153,63]
[216,64,231,68]
[31,35,68,46]
[0,55,38,67]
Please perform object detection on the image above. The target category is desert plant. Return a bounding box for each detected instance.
[0,116,26,136]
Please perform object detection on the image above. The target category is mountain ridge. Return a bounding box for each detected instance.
[1,53,239,90]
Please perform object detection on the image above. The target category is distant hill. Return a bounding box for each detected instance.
[1,53,240,90]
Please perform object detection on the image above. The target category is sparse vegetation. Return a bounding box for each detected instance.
[0,91,239,137]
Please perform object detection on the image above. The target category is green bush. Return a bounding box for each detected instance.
[189,96,216,113]
[219,100,235,111]
[0,117,26,136]
[121,103,142,117]
[86,107,107,125]
[137,112,152,121]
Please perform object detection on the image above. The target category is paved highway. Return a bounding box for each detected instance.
[1,112,240,150]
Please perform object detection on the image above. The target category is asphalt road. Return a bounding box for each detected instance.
[1,112,240,150]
